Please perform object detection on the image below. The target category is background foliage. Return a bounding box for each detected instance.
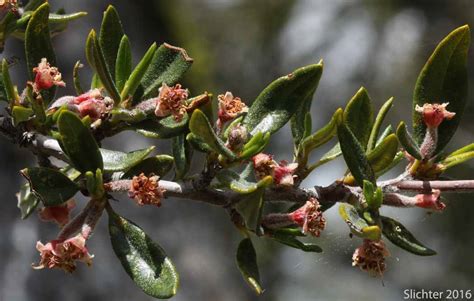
[1,0,473,300]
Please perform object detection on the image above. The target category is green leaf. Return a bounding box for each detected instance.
[299,108,342,165]
[48,12,88,24]
[12,106,34,125]
[16,183,40,219]
[100,146,155,172]
[338,123,375,185]
[86,29,121,103]
[99,5,124,78]
[243,63,323,135]
[189,109,237,160]
[186,133,213,153]
[25,3,56,103]
[122,155,174,179]
[413,25,470,153]
[381,216,436,256]
[172,134,191,180]
[236,238,262,295]
[440,151,474,170]
[2,59,17,105]
[216,170,258,194]
[58,111,103,173]
[133,114,189,139]
[343,87,374,149]
[396,122,422,160]
[366,134,399,174]
[140,43,193,99]
[239,132,271,160]
[375,125,393,146]
[120,43,157,101]
[338,204,381,240]
[270,232,322,252]
[73,60,84,95]
[115,35,132,92]
[447,143,474,157]
[291,60,323,145]
[21,167,79,206]
[367,97,394,152]
[108,210,179,299]
[311,143,342,169]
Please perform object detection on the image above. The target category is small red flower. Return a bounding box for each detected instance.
[352,239,390,276]
[33,234,93,273]
[33,58,65,91]
[128,173,165,207]
[252,153,298,187]
[273,160,298,187]
[38,199,75,227]
[154,83,189,122]
[414,189,445,211]
[415,103,455,128]
[289,197,326,237]
[74,89,114,120]
[217,92,248,128]
[252,153,277,180]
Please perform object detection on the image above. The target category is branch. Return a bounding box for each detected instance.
[394,180,474,192]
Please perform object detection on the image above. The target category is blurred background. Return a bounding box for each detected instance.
[1,0,474,300]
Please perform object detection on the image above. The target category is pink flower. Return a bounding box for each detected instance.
[154,83,189,122]
[128,173,165,207]
[415,103,455,128]
[33,234,93,273]
[217,92,248,128]
[414,189,445,211]
[289,198,326,237]
[273,160,298,187]
[252,153,298,187]
[38,199,75,227]
[352,239,390,276]
[33,58,65,91]
[73,89,114,120]
[0,0,18,14]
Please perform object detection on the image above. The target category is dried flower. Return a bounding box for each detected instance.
[352,239,390,276]
[38,199,76,227]
[414,189,445,211]
[415,103,455,128]
[217,92,248,128]
[33,234,93,273]
[33,58,65,91]
[226,124,248,151]
[154,83,189,122]
[289,197,326,237]
[0,0,18,13]
[74,89,114,120]
[252,153,298,187]
[128,173,165,206]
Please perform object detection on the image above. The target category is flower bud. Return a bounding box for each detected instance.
[226,124,248,151]
[414,189,445,211]
[33,58,65,91]
[154,83,189,122]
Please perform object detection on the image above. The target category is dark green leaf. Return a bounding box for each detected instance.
[58,111,103,173]
[189,110,237,160]
[100,146,155,172]
[381,216,436,256]
[338,123,375,185]
[21,167,79,206]
[25,3,56,103]
[396,122,422,160]
[236,238,262,295]
[120,43,157,101]
[73,60,84,95]
[172,134,191,180]
[99,5,124,78]
[186,133,213,153]
[140,43,193,99]
[2,59,17,105]
[122,155,174,178]
[270,232,322,252]
[86,29,120,103]
[115,35,132,92]
[375,124,393,146]
[413,25,470,152]
[343,87,374,149]
[243,63,323,135]
[291,60,323,145]
[216,169,258,194]
[367,97,394,152]
[16,183,39,219]
[133,114,189,139]
[108,210,179,299]
[366,134,398,174]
